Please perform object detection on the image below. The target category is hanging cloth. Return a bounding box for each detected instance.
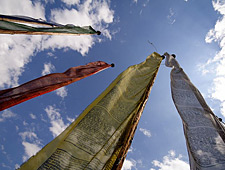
[0,14,100,35]
[165,53,225,170]
[18,52,163,170]
[0,61,112,111]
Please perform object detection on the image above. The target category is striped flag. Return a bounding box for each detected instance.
[0,14,100,35]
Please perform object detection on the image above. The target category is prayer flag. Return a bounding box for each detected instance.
[19,52,163,170]
[0,14,100,35]
[165,53,225,170]
[0,61,112,111]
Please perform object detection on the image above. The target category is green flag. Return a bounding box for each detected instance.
[19,52,163,170]
[0,14,100,35]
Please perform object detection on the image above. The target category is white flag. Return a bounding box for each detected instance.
[165,53,225,170]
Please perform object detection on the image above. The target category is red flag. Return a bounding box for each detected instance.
[0,61,113,111]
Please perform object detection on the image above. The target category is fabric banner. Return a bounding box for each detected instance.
[165,53,225,170]
[0,14,100,35]
[0,14,62,27]
[0,61,112,111]
[18,52,162,170]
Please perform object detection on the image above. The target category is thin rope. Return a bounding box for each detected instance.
[148,40,158,52]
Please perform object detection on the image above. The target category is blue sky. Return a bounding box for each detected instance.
[0,0,225,169]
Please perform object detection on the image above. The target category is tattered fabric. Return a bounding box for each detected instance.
[19,52,162,170]
[165,53,225,170]
[0,14,100,35]
[0,61,112,111]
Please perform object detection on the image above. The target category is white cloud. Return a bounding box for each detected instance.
[45,105,69,137]
[0,35,43,88]
[139,127,151,138]
[15,164,20,169]
[23,121,28,126]
[143,0,150,7]
[211,77,225,102]
[122,159,136,170]
[0,0,114,88]
[43,0,114,50]
[1,144,7,155]
[22,142,41,161]
[0,110,16,122]
[47,52,55,57]
[19,131,42,161]
[1,144,12,168]
[167,8,176,25]
[29,113,36,119]
[55,87,68,98]
[206,0,225,45]
[62,0,80,6]
[133,0,138,3]
[44,0,55,4]
[1,109,16,118]
[41,62,55,76]
[221,102,225,117]
[0,0,45,18]
[0,0,45,88]
[121,158,143,170]
[19,131,38,141]
[151,150,189,170]
[201,0,225,117]
[128,146,134,153]
[96,1,114,24]
[42,35,95,56]
[16,126,19,131]
[1,163,11,169]
[66,116,75,123]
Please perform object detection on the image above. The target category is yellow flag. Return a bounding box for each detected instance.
[19,52,162,170]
